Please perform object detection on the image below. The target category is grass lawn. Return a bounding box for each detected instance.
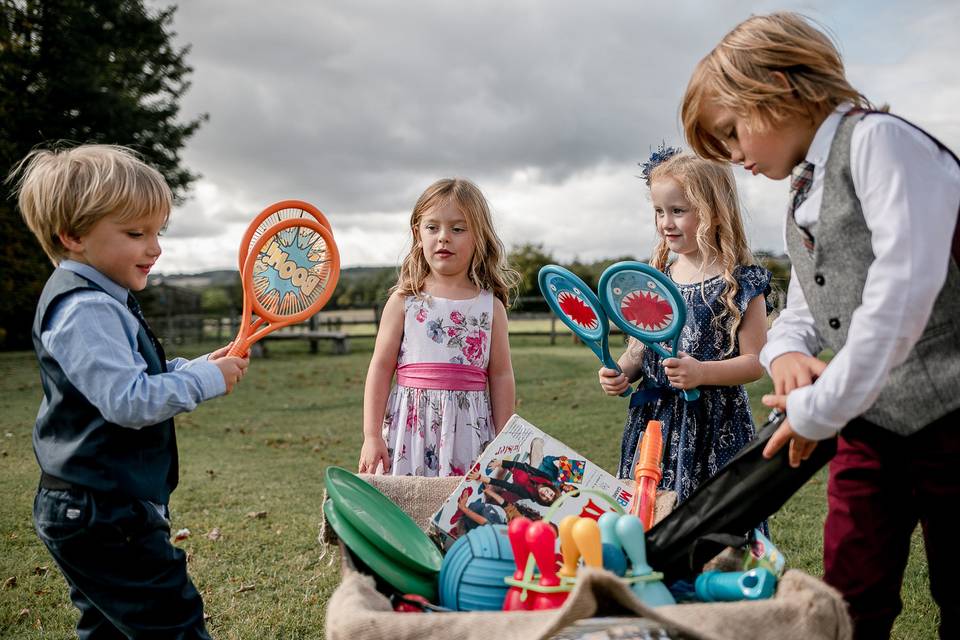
[0,337,937,638]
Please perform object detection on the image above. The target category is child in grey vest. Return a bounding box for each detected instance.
[681,12,960,639]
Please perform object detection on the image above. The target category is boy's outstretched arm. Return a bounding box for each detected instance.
[42,293,233,428]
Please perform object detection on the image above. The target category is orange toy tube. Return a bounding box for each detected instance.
[632,420,664,531]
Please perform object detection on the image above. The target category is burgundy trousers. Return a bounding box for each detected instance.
[823,408,960,639]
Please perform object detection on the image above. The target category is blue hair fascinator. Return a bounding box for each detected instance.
[639,142,682,185]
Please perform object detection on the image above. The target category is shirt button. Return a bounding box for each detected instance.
[829,318,841,329]
[814,274,825,285]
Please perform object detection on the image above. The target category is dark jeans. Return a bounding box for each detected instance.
[824,409,960,640]
[34,487,210,640]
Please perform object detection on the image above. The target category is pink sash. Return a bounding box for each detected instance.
[396,362,488,391]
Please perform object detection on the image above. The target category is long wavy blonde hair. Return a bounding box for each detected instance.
[648,154,754,354]
[681,12,872,161]
[393,178,520,306]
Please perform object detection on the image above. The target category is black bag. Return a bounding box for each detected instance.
[645,411,837,582]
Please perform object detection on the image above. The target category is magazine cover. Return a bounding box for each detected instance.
[429,414,635,548]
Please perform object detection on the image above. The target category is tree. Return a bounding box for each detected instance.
[507,243,555,309]
[0,0,206,348]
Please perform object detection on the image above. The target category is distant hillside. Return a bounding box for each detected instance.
[149,265,396,291]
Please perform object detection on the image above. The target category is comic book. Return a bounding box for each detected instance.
[429,414,635,549]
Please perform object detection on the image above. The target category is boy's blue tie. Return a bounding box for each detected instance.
[789,161,816,250]
[127,293,167,365]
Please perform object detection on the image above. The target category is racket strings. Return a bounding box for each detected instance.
[250,227,336,318]
[246,207,316,256]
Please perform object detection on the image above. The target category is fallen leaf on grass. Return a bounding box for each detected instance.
[246,511,267,519]
[206,528,222,541]
[235,584,256,594]
[33,566,48,576]
[17,608,29,620]
[3,576,16,589]
[173,528,191,542]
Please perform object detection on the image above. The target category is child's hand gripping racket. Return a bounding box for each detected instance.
[227,217,340,357]
[598,261,699,402]
[538,265,631,397]
[237,199,331,272]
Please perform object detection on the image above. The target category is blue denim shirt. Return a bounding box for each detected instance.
[38,261,225,428]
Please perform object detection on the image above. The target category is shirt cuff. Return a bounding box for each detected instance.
[786,386,844,441]
[184,360,227,398]
[759,340,814,373]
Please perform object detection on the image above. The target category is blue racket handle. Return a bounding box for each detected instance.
[649,342,700,402]
[600,354,632,398]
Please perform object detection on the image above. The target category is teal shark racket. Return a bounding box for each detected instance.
[598,261,699,402]
[538,265,630,397]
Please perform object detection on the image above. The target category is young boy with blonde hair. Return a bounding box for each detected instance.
[681,12,960,639]
[10,144,248,639]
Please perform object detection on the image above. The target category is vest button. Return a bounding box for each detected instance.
[815,274,825,285]
[829,318,841,329]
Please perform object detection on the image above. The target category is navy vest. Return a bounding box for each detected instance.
[31,269,178,503]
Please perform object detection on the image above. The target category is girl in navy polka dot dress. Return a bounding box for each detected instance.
[599,151,772,505]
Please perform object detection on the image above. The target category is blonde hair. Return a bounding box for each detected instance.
[648,154,754,355]
[7,144,172,265]
[394,178,520,307]
[682,12,872,161]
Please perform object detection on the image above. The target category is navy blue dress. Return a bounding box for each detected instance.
[618,265,772,505]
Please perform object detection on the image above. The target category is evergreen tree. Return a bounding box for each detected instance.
[0,0,206,348]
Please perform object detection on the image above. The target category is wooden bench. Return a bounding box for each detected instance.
[256,331,350,356]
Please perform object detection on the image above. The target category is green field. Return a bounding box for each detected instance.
[0,338,937,638]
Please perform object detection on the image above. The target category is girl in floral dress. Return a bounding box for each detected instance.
[358,178,520,476]
[598,151,772,504]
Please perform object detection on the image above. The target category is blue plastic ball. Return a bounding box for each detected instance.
[438,524,515,611]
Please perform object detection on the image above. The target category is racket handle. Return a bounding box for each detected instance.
[227,341,248,358]
[605,359,633,398]
[682,388,700,401]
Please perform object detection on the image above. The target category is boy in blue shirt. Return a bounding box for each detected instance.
[11,144,249,639]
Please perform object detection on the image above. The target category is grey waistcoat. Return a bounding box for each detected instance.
[785,111,960,435]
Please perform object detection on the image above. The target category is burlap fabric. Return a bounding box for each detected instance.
[322,475,851,640]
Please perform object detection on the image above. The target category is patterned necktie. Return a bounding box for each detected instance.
[127,293,167,366]
[789,161,816,250]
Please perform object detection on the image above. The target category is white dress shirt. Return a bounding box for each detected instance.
[759,105,960,440]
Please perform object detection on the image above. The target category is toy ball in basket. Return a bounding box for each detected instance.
[438,524,516,611]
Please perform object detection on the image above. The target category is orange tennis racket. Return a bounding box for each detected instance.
[228,217,340,357]
[237,200,332,272]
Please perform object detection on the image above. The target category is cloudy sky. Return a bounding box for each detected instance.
[151,0,960,275]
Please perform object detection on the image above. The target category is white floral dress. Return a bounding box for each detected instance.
[381,291,496,476]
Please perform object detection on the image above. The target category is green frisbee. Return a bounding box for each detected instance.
[323,499,438,601]
[324,466,443,574]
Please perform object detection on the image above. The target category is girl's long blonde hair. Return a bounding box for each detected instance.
[682,11,872,161]
[648,154,754,354]
[393,178,520,306]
